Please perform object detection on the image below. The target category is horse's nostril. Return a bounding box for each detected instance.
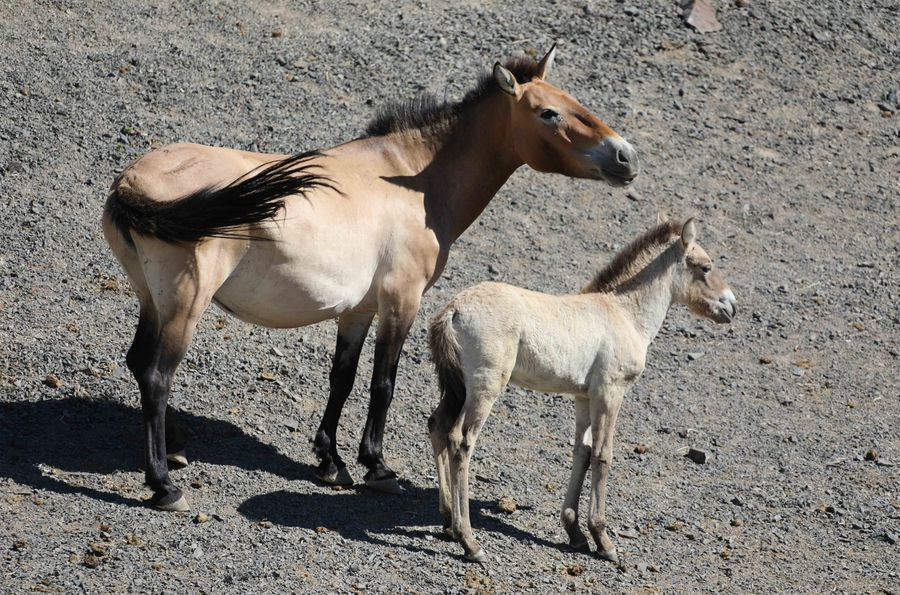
[616,149,629,164]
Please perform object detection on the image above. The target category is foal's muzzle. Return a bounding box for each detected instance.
[714,290,737,323]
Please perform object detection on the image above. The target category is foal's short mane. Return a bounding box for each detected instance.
[363,56,543,139]
[583,221,682,293]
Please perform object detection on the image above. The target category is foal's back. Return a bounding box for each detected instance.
[444,282,644,394]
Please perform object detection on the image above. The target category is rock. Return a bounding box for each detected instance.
[43,374,62,388]
[497,496,517,514]
[622,6,640,17]
[665,520,684,531]
[270,28,283,38]
[864,448,878,461]
[565,562,585,576]
[626,190,642,202]
[686,352,703,361]
[193,512,210,524]
[281,417,300,431]
[682,0,722,33]
[258,371,277,381]
[124,533,143,546]
[685,448,707,464]
[731,496,744,506]
[634,443,649,454]
[734,0,750,6]
[879,532,898,545]
[82,554,102,568]
[731,518,744,527]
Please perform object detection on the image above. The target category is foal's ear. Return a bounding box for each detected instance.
[493,62,519,96]
[535,42,558,81]
[681,218,697,248]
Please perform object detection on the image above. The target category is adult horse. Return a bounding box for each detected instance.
[102,44,639,511]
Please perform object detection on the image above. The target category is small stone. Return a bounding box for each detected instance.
[488,264,499,276]
[314,526,330,533]
[686,352,703,361]
[617,527,639,539]
[43,374,62,388]
[125,533,143,546]
[151,561,163,571]
[82,554,102,569]
[190,481,203,489]
[683,0,722,33]
[758,355,773,364]
[731,496,744,506]
[634,443,649,454]
[622,6,640,17]
[193,512,210,524]
[665,520,684,531]
[565,563,585,576]
[258,371,277,381]
[271,346,284,357]
[734,0,750,6]
[271,28,283,38]
[282,417,300,432]
[731,518,744,527]
[497,496,517,514]
[864,448,878,461]
[625,190,641,202]
[12,539,27,551]
[685,448,707,464]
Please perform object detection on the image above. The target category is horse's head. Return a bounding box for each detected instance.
[495,44,638,186]
[672,219,736,324]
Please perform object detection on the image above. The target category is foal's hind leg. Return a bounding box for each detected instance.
[313,312,374,486]
[561,396,591,551]
[428,398,455,537]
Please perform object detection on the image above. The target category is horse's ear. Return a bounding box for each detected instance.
[535,42,558,80]
[681,218,697,248]
[493,62,519,96]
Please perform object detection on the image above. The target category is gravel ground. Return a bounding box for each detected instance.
[1,0,898,592]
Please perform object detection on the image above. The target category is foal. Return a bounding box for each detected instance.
[103,44,639,511]
[428,218,736,562]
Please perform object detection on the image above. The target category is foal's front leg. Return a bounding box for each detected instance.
[561,396,592,550]
[587,385,625,563]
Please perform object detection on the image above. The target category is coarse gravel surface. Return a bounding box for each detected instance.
[1,0,898,592]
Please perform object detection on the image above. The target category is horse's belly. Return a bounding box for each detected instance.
[213,249,377,328]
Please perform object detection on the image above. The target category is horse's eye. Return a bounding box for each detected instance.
[701,264,712,274]
[540,109,559,120]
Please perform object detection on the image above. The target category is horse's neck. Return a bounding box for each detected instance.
[408,95,523,244]
[615,248,679,346]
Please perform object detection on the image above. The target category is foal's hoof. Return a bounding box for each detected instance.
[364,476,405,495]
[316,466,354,487]
[166,450,188,469]
[568,534,590,552]
[465,548,487,564]
[598,548,619,565]
[151,490,190,512]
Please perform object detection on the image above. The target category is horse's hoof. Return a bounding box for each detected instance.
[316,466,354,487]
[569,535,589,552]
[166,450,188,468]
[364,476,405,494]
[598,548,619,564]
[465,548,487,564]
[153,491,190,512]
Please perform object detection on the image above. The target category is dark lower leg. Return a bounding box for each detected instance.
[138,367,183,508]
[358,339,401,482]
[313,321,369,480]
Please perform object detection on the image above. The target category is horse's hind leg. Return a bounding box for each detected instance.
[428,399,454,537]
[313,312,374,486]
[130,241,229,511]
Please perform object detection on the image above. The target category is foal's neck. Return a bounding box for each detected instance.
[390,94,523,244]
[615,245,680,347]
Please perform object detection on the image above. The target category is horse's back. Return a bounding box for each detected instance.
[112,143,285,204]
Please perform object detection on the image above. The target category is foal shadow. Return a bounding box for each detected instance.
[238,482,568,558]
[0,396,317,507]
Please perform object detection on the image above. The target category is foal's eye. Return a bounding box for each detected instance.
[540,109,559,120]
[700,264,712,274]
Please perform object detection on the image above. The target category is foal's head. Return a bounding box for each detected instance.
[494,44,639,186]
[673,219,737,324]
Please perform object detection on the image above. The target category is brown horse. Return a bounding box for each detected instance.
[102,44,639,511]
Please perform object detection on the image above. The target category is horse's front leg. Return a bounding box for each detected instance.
[357,285,423,493]
[313,312,374,486]
[561,396,592,551]
[587,385,625,564]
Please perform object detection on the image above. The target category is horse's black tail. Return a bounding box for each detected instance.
[427,306,467,434]
[106,150,331,245]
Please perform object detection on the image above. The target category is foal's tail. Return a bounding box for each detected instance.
[427,306,466,433]
[106,150,331,245]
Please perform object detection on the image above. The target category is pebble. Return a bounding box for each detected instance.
[43,374,62,388]
[497,496,517,514]
[864,448,878,461]
[685,448,708,464]
[682,0,722,33]
[634,443,649,454]
[193,512,210,524]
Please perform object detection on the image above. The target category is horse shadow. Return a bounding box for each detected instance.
[238,481,572,559]
[0,396,318,508]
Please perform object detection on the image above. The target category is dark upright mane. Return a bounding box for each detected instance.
[363,56,543,138]
[583,221,683,293]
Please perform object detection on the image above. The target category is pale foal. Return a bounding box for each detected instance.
[427,218,737,563]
